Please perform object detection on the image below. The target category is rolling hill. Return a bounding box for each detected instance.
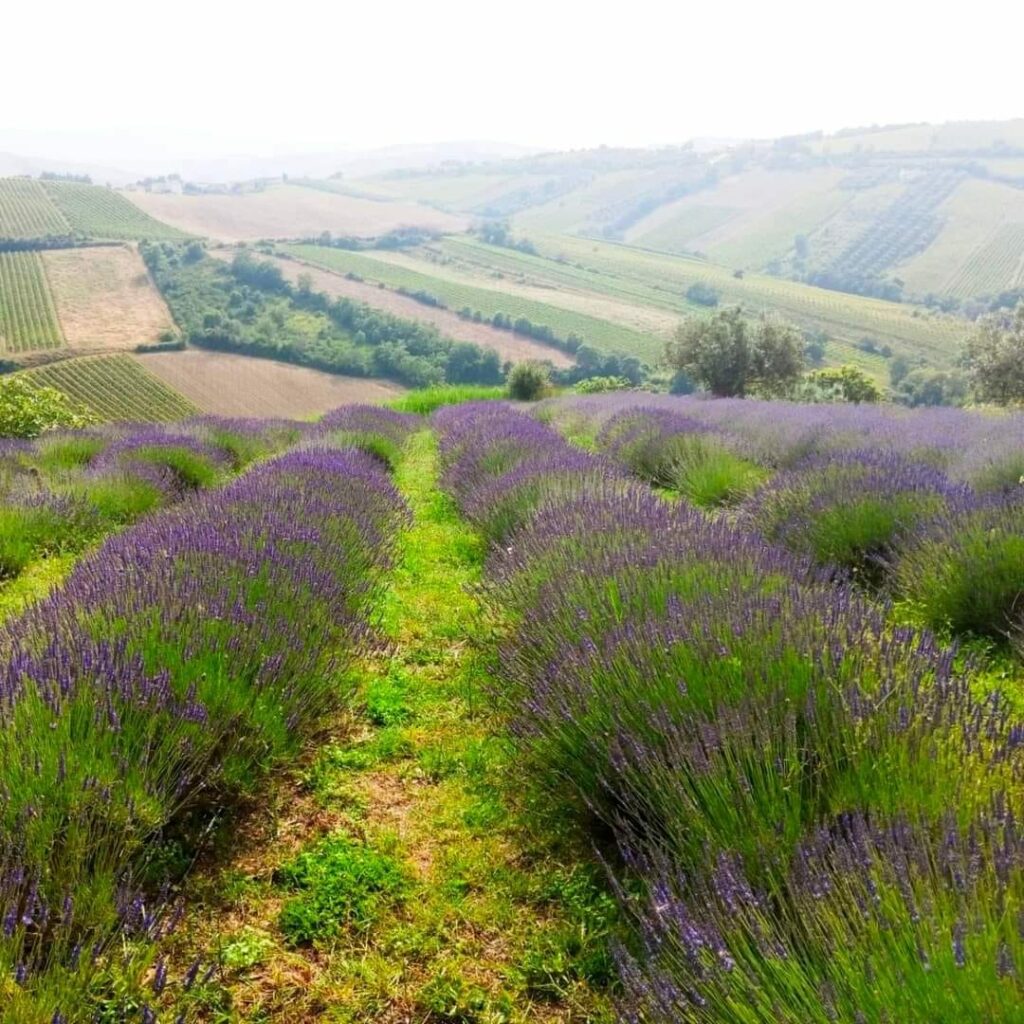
[347,121,1024,308]
[0,177,187,242]
[122,183,466,242]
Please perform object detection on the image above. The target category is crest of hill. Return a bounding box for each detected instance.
[350,121,1024,306]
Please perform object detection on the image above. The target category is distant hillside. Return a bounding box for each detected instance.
[350,120,1024,310]
[122,183,466,242]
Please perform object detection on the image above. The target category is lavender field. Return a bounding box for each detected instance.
[0,395,1022,1021]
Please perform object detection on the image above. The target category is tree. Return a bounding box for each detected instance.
[964,303,1024,404]
[895,368,968,407]
[665,307,805,397]
[889,354,912,387]
[506,361,550,401]
[685,282,720,307]
[803,330,827,366]
[0,378,93,438]
[803,365,882,403]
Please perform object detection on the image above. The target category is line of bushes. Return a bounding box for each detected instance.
[0,422,412,1019]
[434,401,1024,1021]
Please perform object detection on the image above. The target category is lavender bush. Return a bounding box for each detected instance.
[741,450,974,584]
[0,443,407,1018]
[436,402,1024,1020]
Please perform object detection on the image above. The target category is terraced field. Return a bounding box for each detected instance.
[946,224,1024,298]
[266,253,574,367]
[625,167,848,269]
[284,243,663,359]
[20,353,197,421]
[0,251,64,353]
[42,181,187,240]
[0,178,70,239]
[896,178,1024,298]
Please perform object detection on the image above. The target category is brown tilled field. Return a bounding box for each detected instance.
[134,350,404,418]
[41,246,175,350]
[271,255,575,368]
[122,185,466,242]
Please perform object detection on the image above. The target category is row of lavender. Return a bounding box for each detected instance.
[0,418,308,590]
[0,408,416,1020]
[436,401,1024,1021]
[547,396,1024,652]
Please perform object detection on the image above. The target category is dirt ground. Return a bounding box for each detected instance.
[41,245,175,349]
[122,185,466,242]
[134,349,405,418]
[254,253,575,368]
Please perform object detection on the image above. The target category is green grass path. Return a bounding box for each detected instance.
[170,430,616,1022]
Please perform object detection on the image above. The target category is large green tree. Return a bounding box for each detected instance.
[964,303,1024,404]
[665,307,805,397]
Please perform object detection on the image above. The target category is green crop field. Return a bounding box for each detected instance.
[0,252,64,353]
[284,243,663,359]
[433,235,964,375]
[946,224,1024,298]
[41,181,188,240]
[0,178,70,239]
[511,234,967,363]
[21,353,198,421]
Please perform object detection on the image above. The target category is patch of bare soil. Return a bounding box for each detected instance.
[41,245,175,349]
[134,349,404,418]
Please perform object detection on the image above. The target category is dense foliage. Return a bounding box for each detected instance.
[964,302,1024,404]
[0,376,92,437]
[141,243,506,389]
[665,307,806,397]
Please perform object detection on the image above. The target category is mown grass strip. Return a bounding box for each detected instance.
[170,429,617,1022]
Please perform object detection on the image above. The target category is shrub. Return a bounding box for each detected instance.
[742,450,971,583]
[685,281,720,307]
[0,377,92,438]
[895,500,1024,643]
[598,409,765,508]
[506,361,551,402]
[573,376,632,394]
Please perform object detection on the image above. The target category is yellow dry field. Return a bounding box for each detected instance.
[122,185,467,242]
[41,246,175,350]
[134,349,405,418]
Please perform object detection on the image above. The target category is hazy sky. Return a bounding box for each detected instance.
[4,0,1022,163]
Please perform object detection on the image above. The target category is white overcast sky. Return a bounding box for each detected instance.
[4,0,1022,162]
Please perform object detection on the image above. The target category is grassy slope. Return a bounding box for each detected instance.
[285,243,662,360]
[169,430,616,1022]
[515,233,965,370]
[896,178,1024,297]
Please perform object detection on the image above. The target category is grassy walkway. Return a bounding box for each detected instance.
[172,430,615,1022]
